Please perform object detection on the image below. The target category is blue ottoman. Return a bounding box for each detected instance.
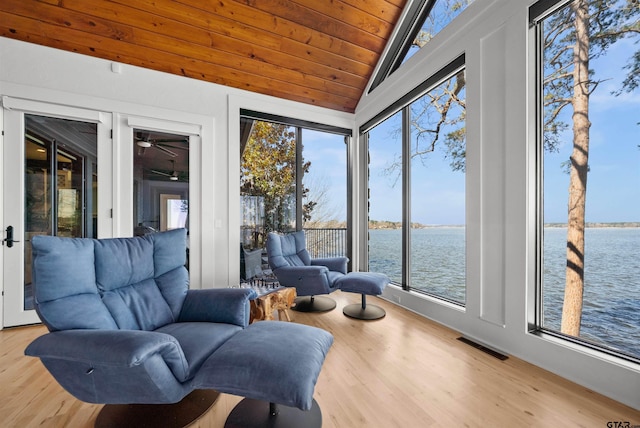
[336,272,390,320]
[196,321,333,426]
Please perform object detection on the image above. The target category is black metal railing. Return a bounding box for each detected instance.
[241,227,348,260]
[303,228,347,259]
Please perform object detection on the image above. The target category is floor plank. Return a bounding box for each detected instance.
[1,290,638,427]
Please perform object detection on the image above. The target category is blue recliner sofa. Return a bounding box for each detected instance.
[25,228,333,426]
[266,231,348,312]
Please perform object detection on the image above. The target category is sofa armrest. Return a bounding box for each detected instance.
[312,256,349,274]
[25,329,189,381]
[178,288,257,327]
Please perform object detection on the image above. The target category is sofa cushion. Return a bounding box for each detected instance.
[336,272,389,295]
[31,229,189,332]
[155,267,189,319]
[327,271,346,289]
[94,236,155,292]
[94,230,188,327]
[155,322,242,380]
[151,229,189,277]
[32,236,97,301]
[102,278,175,330]
[31,235,117,331]
[266,231,311,269]
[36,294,118,331]
[195,321,333,410]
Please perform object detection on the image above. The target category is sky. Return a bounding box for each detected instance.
[301,129,348,222]
[543,36,640,223]
[301,23,639,226]
[368,82,467,225]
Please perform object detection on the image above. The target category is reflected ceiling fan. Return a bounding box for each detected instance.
[148,160,187,182]
[135,132,188,158]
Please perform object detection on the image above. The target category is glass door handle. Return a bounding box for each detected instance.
[3,225,20,248]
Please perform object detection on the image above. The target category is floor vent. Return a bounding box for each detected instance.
[457,337,509,360]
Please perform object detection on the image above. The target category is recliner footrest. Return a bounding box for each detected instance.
[194,321,333,411]
[336,272,389,295]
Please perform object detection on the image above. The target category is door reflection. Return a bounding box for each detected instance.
[24,115,98,309]
[132,129,189,235]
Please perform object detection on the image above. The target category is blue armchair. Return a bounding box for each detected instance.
[25,228,333,426]
[266,231,348,312]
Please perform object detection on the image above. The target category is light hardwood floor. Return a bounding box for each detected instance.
[1,290,638,427]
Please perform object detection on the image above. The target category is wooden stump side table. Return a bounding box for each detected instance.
[249,286,297,323]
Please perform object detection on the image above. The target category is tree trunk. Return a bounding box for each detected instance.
[561,0,590,336]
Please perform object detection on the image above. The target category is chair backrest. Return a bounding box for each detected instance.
[31,228,189,332]
[266,231,311,270]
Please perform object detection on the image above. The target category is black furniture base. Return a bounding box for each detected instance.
[225,398,322,428]
[343,294,386,320]
[292,295,336,312]
[95,389,219,428]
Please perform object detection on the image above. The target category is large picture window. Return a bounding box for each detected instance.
[533,0,639,360]
[369,0,475,92]
[368,111,404,285]
[366,59,466,305]
[239,112,351,280]
[409,70,466,304]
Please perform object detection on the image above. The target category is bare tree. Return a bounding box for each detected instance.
[303,174,345,228]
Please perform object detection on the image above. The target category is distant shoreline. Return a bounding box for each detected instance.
[306,221,639,230]
[367,221,640,229]
[543,222,640,228]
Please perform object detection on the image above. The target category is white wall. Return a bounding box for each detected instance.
[356,0,639,410]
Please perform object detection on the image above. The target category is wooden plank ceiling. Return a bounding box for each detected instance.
[0,0,408,113]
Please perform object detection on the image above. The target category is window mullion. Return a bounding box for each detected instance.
[533,20,545,333]
[295,126,303,231]
[402,106,411,290]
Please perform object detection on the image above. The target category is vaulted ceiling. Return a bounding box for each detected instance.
[0,0,408,113]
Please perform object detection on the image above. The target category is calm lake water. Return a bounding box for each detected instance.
[369,227,639,358]
[369,228,466,303]
[542,227,639,357]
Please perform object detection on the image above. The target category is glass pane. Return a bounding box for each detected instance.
[166,199,189,230]
[301,129,347,258]
[402,0,475,65]
[368,111,403,284]
[25,136,52,237]
[240,121,297,250]
[409,70,466,304]
[133,130,189,236]
[24,115,97,310]
[540,1,640,359]
[56,147,84,237]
